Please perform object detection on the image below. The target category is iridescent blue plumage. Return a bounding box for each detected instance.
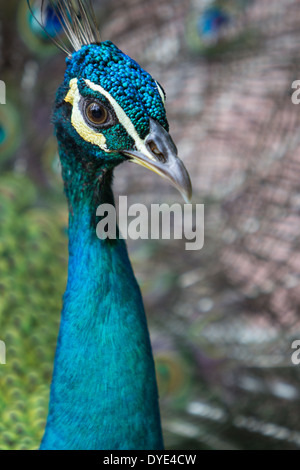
[40,40,167,452]
[64,42,169,139]
[29,4,63,39]
[40,179,164,449]
[30,0,191,451]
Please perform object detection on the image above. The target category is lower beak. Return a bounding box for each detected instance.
[122,119,192,203]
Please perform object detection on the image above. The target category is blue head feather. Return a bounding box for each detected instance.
[64,41,168,138]
[53,40,169,187]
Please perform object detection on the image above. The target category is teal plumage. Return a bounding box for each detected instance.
[27,0,191,450]
[41,182,163,449]
[64,42,169,139]
[40,123,163,449]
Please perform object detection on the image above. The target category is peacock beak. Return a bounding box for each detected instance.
[122,119,192,203]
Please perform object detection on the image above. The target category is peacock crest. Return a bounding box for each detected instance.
[27,0,101,54]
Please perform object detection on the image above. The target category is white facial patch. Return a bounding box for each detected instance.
[83,79,157,162]
[155,81,166,105]
[65,78,157,162]
[65,78,110,152]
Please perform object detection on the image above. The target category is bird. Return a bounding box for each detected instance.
[27,0,192,450]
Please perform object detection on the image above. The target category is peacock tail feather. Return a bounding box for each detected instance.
[185,0,257,58]
[3,0,300,451]
[18,1,60,57]
[0,102,22,162]
[0,173,68,450]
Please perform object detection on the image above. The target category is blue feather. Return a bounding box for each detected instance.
[39,41,168,450]
[40,179,164,449]
[29,5,63,39]
[198,6,231,40]
[29,2,191,451]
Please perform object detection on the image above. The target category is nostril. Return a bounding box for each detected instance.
[149,141,160,155]
[148,141,166,162]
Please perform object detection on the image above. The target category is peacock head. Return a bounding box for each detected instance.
[54,40,192,202]
[27,0,191,200]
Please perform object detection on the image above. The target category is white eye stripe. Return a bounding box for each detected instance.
[65,78,157,161]
[155,81,166,105]
[64,78,109,151]
[84,79,156,162]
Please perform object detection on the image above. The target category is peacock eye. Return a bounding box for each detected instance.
[85,101,108,126]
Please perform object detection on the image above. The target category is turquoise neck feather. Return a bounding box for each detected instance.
[40,139,164,450]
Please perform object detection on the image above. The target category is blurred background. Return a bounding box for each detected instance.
[1,0,300,450]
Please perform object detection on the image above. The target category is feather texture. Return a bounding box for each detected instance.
[27,0,101,55]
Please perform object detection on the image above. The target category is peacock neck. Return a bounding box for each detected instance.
[40,145,163,450]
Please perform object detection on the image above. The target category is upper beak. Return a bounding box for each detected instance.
[122,118,192,203]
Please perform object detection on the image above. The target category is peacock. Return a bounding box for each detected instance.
[27,0,192,450]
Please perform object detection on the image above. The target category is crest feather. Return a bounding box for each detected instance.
[27,0,101,56]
